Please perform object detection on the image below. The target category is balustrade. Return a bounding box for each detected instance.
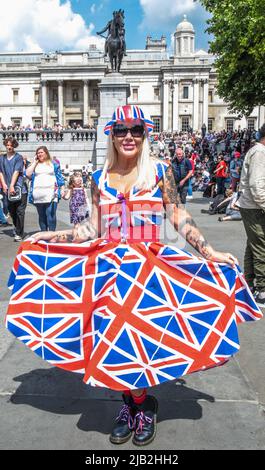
[0,129,97,144]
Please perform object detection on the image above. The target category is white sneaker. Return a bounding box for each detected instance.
[14,234,22,242]
[186,195,193,200]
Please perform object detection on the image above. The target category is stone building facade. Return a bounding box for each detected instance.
[0,16,263,135]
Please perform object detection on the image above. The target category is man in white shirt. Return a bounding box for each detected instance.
[237,123,265,307]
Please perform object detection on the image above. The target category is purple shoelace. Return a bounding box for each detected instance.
[134,411,153,435]
[116,404,134,429]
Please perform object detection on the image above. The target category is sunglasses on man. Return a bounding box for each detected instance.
[112,124,145,138]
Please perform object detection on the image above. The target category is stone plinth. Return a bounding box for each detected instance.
[96,73,130,168]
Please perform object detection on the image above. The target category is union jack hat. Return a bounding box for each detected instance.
[104,104,154,135]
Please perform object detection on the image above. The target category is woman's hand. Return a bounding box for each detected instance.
[207,249,238,268]
[30,231,58,243]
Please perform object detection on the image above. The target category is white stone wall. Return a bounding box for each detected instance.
[0,51,264,134]
[0,79,41,126]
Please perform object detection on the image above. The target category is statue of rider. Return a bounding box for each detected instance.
[96,11,116,58]
[97,10,127,58]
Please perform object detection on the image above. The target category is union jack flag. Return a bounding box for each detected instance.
[104,105,154,135]
[5,239,262,391]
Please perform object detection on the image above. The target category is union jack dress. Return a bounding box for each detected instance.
[5,162,262,391]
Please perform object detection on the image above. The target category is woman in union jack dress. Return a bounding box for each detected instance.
[6,105,262,446]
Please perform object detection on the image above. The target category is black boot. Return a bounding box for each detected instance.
[132,395,158,446]
[109,394,135,444]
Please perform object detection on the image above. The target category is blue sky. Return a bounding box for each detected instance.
[73,0,211,51]
[0,0,211,54]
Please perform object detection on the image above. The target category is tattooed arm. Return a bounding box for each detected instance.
[159,165,237,266]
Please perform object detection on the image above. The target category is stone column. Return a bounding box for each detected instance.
[46,84,50,126]
[203,79,209,129]
[181,37,184,55]
[162,79,169,131]
[58,80,64,125]
[96,74,130,168]
[172,79,179,131]
[83,80,89,126]
[41,80,47,126]
[193,78,199,132]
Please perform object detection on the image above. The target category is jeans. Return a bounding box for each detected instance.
[230,176,240,192]
[36,202,58,231]
[0,199,7,223]
[239,207,265,291]
[216,177,226,195]
[187,178,193,197]
[177,185,188,204]
[2,193,9,215]
[8,193,28,237]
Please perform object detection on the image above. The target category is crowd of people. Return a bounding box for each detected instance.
[152,128,250,211]
[0,126,260,239]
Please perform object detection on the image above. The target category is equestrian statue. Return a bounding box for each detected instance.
[97,9,127,73]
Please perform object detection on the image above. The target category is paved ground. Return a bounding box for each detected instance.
[0,195,264,450]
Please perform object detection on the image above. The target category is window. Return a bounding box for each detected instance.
[11,117,22,126]
[72,88,79,102]
[226,119,234,132]
[33,118,42,128]
[34,89,39,104]
[12,89,19,103]
[154,87,160,100]
[208,118,214,131]
[52,89,58,102]
[151,116,161,133]
[181,116,189,132]
[247,118,255,131]
[92,118,98,127]
[183,86,189,99]
[92,89,98,102]
[132,88,138,101]
[208,90,213,103]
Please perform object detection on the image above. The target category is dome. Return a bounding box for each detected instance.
[176,15,194,33]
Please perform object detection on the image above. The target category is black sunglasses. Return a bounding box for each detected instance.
[112,124,145,138]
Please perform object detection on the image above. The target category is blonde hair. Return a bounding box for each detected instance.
[68,171,83,189]
[100,134,158,191]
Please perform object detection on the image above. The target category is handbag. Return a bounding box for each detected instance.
[8,185,22,202]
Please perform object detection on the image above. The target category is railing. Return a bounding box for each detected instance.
[0,129,97,143]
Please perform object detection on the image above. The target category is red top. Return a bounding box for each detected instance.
[215,161,227,178]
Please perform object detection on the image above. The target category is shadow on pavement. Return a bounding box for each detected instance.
[187,197,210,205]
[9,369,215,435]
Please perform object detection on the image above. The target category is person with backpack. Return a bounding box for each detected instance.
[171,147,193,204]
[0,137,27,241]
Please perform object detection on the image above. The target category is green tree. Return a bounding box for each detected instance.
[198,0,265,117]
